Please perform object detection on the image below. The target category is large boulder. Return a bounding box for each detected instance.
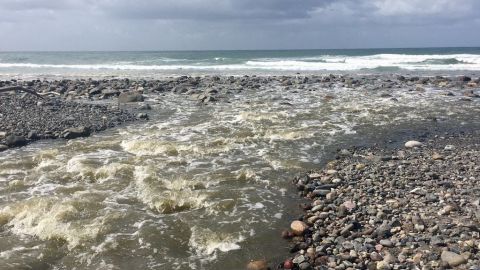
[62,126,91,139]
[5,135,27,147]
[118,92,144,103]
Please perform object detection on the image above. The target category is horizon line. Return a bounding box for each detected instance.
[1,46,480,53]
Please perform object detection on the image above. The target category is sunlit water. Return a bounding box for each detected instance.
[1,80,479,269]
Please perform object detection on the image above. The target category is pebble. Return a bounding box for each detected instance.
[444,144,455,150]
[292,255,306,264]
[247,260,269,270]
[290,221,309,236]
[376,261,391,270]
[379,239,394,248]
[432,152,444,160]
[283,259,293,269]
[404,140,423,148]
[370,252,383,261]
[441,250,467,267]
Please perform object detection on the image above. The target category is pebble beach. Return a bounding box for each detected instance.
[269,132,480,270]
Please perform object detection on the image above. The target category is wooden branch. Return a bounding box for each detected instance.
[0,86,45,99]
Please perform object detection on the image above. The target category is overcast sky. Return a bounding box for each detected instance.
[0,0,479,51]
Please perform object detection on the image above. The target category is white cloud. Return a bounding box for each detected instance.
[373,0,475,17]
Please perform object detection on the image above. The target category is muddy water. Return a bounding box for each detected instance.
[0,81,479,270]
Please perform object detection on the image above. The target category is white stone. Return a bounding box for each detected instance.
[444,145,455,151]
[405,140,423,148]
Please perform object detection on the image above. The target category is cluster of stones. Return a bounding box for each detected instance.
[0,94,138,151]
[269,136,479,270]
[1,74,479,103]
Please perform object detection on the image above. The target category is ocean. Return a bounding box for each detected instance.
[1,47,480,78]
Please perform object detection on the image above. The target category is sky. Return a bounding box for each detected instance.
[0,0,479,51]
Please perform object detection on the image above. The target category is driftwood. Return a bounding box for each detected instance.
[0,86,45,99]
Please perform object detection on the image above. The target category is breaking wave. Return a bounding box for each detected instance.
[1,53,480,72]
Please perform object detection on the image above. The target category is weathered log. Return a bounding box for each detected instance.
[0,86,45,99]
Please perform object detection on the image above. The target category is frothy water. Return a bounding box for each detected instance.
[1,48,480,78]
[1,79,479,269]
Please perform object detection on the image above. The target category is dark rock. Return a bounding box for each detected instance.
[137,113,149,120]
[62,126,91,139]
[27,131,39,140]
[5,135,27,147]
[118,92,144,103]
[0,144,8,152]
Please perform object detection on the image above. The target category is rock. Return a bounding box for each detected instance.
[118,92,144,103]
[340,223,355,236]
[441,250,467,267]
[370,252,383,261]
[292,255,306,264]
[0,131,6,139]
[458,75,471,82]
[444,145,455,151]
[355,163,366,170]
[0,144,8,152]
[62,126,91,139]
[432,152,444,160]
[88,87,102,96]
[139,104,152,110]
[247,260,269,270]
[326,169,337,175]
[283,259,294,269]
[5,135,27,147]
[137,113,149,120]
[438,205,454,216]
[405,140,423,148]
[298,262,311,270]
[415,86,425,92]
[27,131,39,140]
[291,221,309,236]
[281,230,293,239]
[376,261,391,270]
[379,239,394,248]
[101,89,120,97]
[343,200,356,211]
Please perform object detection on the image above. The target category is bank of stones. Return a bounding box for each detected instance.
[276,133,479,269]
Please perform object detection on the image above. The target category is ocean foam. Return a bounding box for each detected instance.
[133,166,208,214]
[2,53,479,71]
[0,197,112,249]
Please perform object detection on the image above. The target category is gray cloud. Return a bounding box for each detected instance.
[0,0,478,51]
[95,0,334,20]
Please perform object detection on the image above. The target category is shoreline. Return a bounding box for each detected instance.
[267,130,480,270]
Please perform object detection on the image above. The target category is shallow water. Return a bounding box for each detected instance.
[1,80,479,269]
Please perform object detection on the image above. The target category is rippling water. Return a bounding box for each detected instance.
[1,48,480,78]
[1,80,479,269]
